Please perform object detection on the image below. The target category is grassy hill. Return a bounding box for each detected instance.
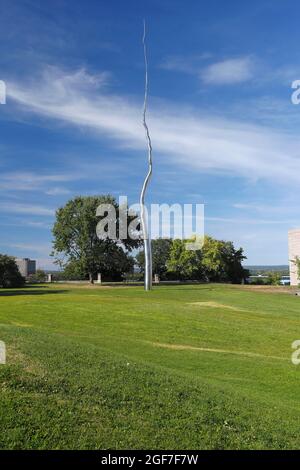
[0,283,299,449]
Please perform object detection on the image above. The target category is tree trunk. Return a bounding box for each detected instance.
[89,273,94,284]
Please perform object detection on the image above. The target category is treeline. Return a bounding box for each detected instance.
[56,235,247,284]
[136,237,248,284]
[52,196,247,283]
[0,195,248,287]
[50,196,248,284]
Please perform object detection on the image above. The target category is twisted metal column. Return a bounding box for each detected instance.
[140,20,153,291]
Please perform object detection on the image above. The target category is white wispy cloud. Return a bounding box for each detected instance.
[5,242,52,254]
[0,202,54,216]
[1,219,51,229]
[45,187,71,196]
[206,220,290,265]
[207,216,299,225]
[6,66,300,187]
[160,53,299,90]
[160,53,212,74]
[0,171,76,192]
[200,57,255,85]
[232,200,300,217]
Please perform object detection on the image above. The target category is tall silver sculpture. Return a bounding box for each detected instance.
[140,20,153,291]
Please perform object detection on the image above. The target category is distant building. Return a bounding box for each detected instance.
[288,229,300,286]
[15,258,36,278]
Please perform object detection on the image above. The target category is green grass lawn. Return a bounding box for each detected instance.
[0,283,300,449]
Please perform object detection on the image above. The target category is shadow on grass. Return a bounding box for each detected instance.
[156,286,214,291]
[25,284,50,288]
[0,289,69,297]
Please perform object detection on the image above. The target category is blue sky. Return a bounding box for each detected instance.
[1,0,300,268]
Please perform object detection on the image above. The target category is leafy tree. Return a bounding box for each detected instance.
[136,238,172,279]
[221,242,248,284]
[166,236,247,283]
[201,237,224,281]
[61,247,134,281]
[0,255,25,288]
[202,237,247,283]
[34,269,46,282]
[102,246,135,281]
[52,196,140,282]
[167,239,204,280]
[266,271,282,285]
[58,260,86,281]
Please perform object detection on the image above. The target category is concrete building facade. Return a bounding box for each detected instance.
[15,258,36,278]
[288,229,300,286]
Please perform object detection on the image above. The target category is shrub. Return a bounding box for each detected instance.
[0,255,25,288]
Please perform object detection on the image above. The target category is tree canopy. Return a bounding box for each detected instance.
[137,236,248,284]
[166,239,203,280]
[0,255,25,288]
[52,195,140,282]
[201,236,247,283]
[136,238,172,279]
[51,196,247,284]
